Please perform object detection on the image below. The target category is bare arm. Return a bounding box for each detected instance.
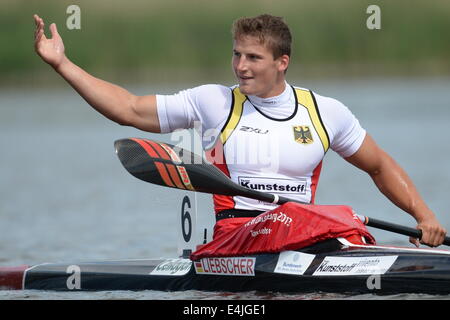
[345,134,447,247]
[33,14,160,132]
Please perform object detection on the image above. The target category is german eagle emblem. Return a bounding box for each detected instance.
[293,125,314,144]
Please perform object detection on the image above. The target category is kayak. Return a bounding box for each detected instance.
[3,138,449,295]
[2,238,450,294]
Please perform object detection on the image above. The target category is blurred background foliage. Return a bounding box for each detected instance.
[1,0,449,87]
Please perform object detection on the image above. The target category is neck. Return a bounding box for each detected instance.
[248,81,291,108]
[257,81,287,99]
[257,79,287,99]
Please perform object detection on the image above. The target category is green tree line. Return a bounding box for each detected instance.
[1,0,449,86]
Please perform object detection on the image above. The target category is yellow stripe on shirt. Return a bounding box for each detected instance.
[220,87,246,144]
[295,88,330,153]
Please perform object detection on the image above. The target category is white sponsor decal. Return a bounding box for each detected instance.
[244,211,292,228]
[250,227,272,237]
[274,251,315,275]
[150,259,192,276]
[238,176,307,195]
[313,256,398,276]
[195,257,256,276]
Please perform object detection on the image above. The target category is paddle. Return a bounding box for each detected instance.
[114,137,450,246]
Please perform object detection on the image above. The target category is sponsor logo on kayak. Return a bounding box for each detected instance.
[274,251,316,275]
[194,257,256,276]
[150,259,192,276]
[313,256,398,276]
[238,176,307,194]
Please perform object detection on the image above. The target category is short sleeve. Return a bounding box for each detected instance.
[156,84,232,134]
[314,93,366,158]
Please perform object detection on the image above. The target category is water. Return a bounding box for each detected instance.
[1,78,450,300]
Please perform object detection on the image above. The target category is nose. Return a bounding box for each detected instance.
[234,55,248,73]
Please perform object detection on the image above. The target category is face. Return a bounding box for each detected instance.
[232,36,289,98]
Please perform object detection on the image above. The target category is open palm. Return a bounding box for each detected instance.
[34,14,65,68]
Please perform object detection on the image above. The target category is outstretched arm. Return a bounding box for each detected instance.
[345,134,447,247]
[33,14,160,132]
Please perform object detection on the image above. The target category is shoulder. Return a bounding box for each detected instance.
[156,84,233,133]
[187,84,238,131]
[187,84,234,120]
[292,86,345,108]
[311,91,349,114]
[186,84,232,101]
[291,86,346,111]
[310,90,366,157]
[291,85,365,157]
[309,90,359,128]
[158,84,232,105]
[291,86,352,123]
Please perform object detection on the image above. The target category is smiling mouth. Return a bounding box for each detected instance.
[239,76,254,81]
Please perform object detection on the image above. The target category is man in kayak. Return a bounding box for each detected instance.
[33,13,447,247]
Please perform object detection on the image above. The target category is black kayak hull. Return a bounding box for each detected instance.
[2,239,450,294]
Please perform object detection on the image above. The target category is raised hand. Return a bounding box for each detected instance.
[34,14,66,69]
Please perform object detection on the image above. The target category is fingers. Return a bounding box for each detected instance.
[34,15,46,42]
[34,14,43,31]
[34,15,44,38]
[432,227,447,247]
[409,237,420,248]
[418,226,447,247]
[49,23,59,38]
[34,15,59,44]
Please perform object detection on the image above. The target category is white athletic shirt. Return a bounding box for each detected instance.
[156,83,366,212]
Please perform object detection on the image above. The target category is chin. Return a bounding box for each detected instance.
[238,84,257,96]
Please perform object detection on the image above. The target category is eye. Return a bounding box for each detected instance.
[233,51,241,57]
[248,54,261,61]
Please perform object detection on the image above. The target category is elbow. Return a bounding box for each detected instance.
[368,166,382,178]
[368,154,397,181]
[367,149,393,177]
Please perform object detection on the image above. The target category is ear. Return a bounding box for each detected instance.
[277,54,290,73]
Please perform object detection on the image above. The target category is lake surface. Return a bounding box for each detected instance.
[1,77,450,300]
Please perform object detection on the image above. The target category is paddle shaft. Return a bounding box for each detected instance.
[364,216,450,246]
[115,138,450,247]
[251,191,450,246]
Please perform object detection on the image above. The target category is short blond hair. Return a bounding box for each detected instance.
[232,14,292,59]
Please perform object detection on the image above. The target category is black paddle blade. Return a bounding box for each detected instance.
[114,138,250,196]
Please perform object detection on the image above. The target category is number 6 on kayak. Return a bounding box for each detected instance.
[177,193,210,258]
